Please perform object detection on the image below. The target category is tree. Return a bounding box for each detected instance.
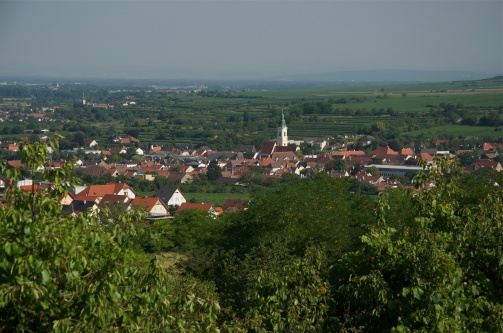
[331,158,503,332]
[206,159,222,181]
[325,158,346,172]
[350,162,363,175]
[457,150,480,166]
[240,249,331,332]
[71,131,86,147]
[368,165,380,177]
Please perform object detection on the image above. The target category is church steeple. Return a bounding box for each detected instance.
[277,110,288,146]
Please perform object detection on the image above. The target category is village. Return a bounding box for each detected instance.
[1,111,501,220]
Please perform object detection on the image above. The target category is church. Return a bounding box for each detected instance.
[277,111,288,147]
[259,111,297,159]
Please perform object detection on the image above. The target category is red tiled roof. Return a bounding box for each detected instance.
[481,143,496,151]
[77,183,133,198]
[175,202,215,216]
[331,150,367,157]
[222,199,248,212]
[130,197,166,212]
[419,153,433,162]
[99,194,129,206]
[370,146,399,156]
[259,157,274,167]
[7,160,22,168]
[400,148,414,156]
[20,184,53,192]
[72,195,99,202]
[260,141,276,155]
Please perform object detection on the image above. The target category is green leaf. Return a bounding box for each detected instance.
[40,300,50,310]
[412,287,423,300]
[41,270,51,285]
[111,291,121,302]
[4,242,12,256]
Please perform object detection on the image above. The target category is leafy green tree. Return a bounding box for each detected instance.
[331,158,503,332]
[350,162,363,175]
[239,250,331,332]
[368,165,380,177]
[325,158,346,172]
[181,174,375,323]
[457,150,480,166]
[172,209,221,252]
[207,159,222,181]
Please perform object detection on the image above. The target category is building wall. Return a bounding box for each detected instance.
[168,191,186,206]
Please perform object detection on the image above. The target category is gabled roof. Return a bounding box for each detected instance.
[271,151,297,161]
[20,183,53,192]
[331,150,367,157]
[102,169,119,177]
[260,141,276,155]
[222,199,248,212]
[165,173,186,183]
[77,182,134,198]
[72,194,99,202]
[7,160,22,168]
[155,187,185,203]
[98,194,129,206]
[259,157,274,167]
[175,202,215,216]
[274,145,296,153]
[475,160,501,170]
[481,142,496,151]
[62,201,96,215]
[130,197,168,213]
[419,152,433,162]
[75,166,107,177]
[400,148,414,156]
[436,139,450,146]
[150,146,163,153]
[370,146,399,156]
[110,147,126,154]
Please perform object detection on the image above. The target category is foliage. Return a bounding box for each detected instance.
[207,160,223,181]
[348,178,379,195]
[239,249,331,333]
[331,158,503,332]
[172,209,222,253]
[98,202,175,253]
[179,174,375,325]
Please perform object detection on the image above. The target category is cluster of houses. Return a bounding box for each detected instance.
[0,178,248,220]
[4,138,500,200]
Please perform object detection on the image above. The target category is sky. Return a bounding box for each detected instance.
[0,0,501,80]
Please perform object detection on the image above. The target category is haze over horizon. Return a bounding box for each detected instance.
[0,0,501,81]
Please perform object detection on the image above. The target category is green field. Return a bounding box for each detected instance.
[1,77,502,148]
[406,124,500,139]
[184,192,250,206]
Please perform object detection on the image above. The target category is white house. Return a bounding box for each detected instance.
[154,187,187,207]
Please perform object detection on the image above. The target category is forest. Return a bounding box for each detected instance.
[1,137,502,332]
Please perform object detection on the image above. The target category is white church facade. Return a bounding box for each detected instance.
[277,111,288,146]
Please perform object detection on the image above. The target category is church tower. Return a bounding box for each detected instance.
[277,111,288,146]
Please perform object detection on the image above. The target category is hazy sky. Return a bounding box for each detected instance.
[0,0,501,79]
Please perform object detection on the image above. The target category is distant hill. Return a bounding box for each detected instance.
[278,69,500,83]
